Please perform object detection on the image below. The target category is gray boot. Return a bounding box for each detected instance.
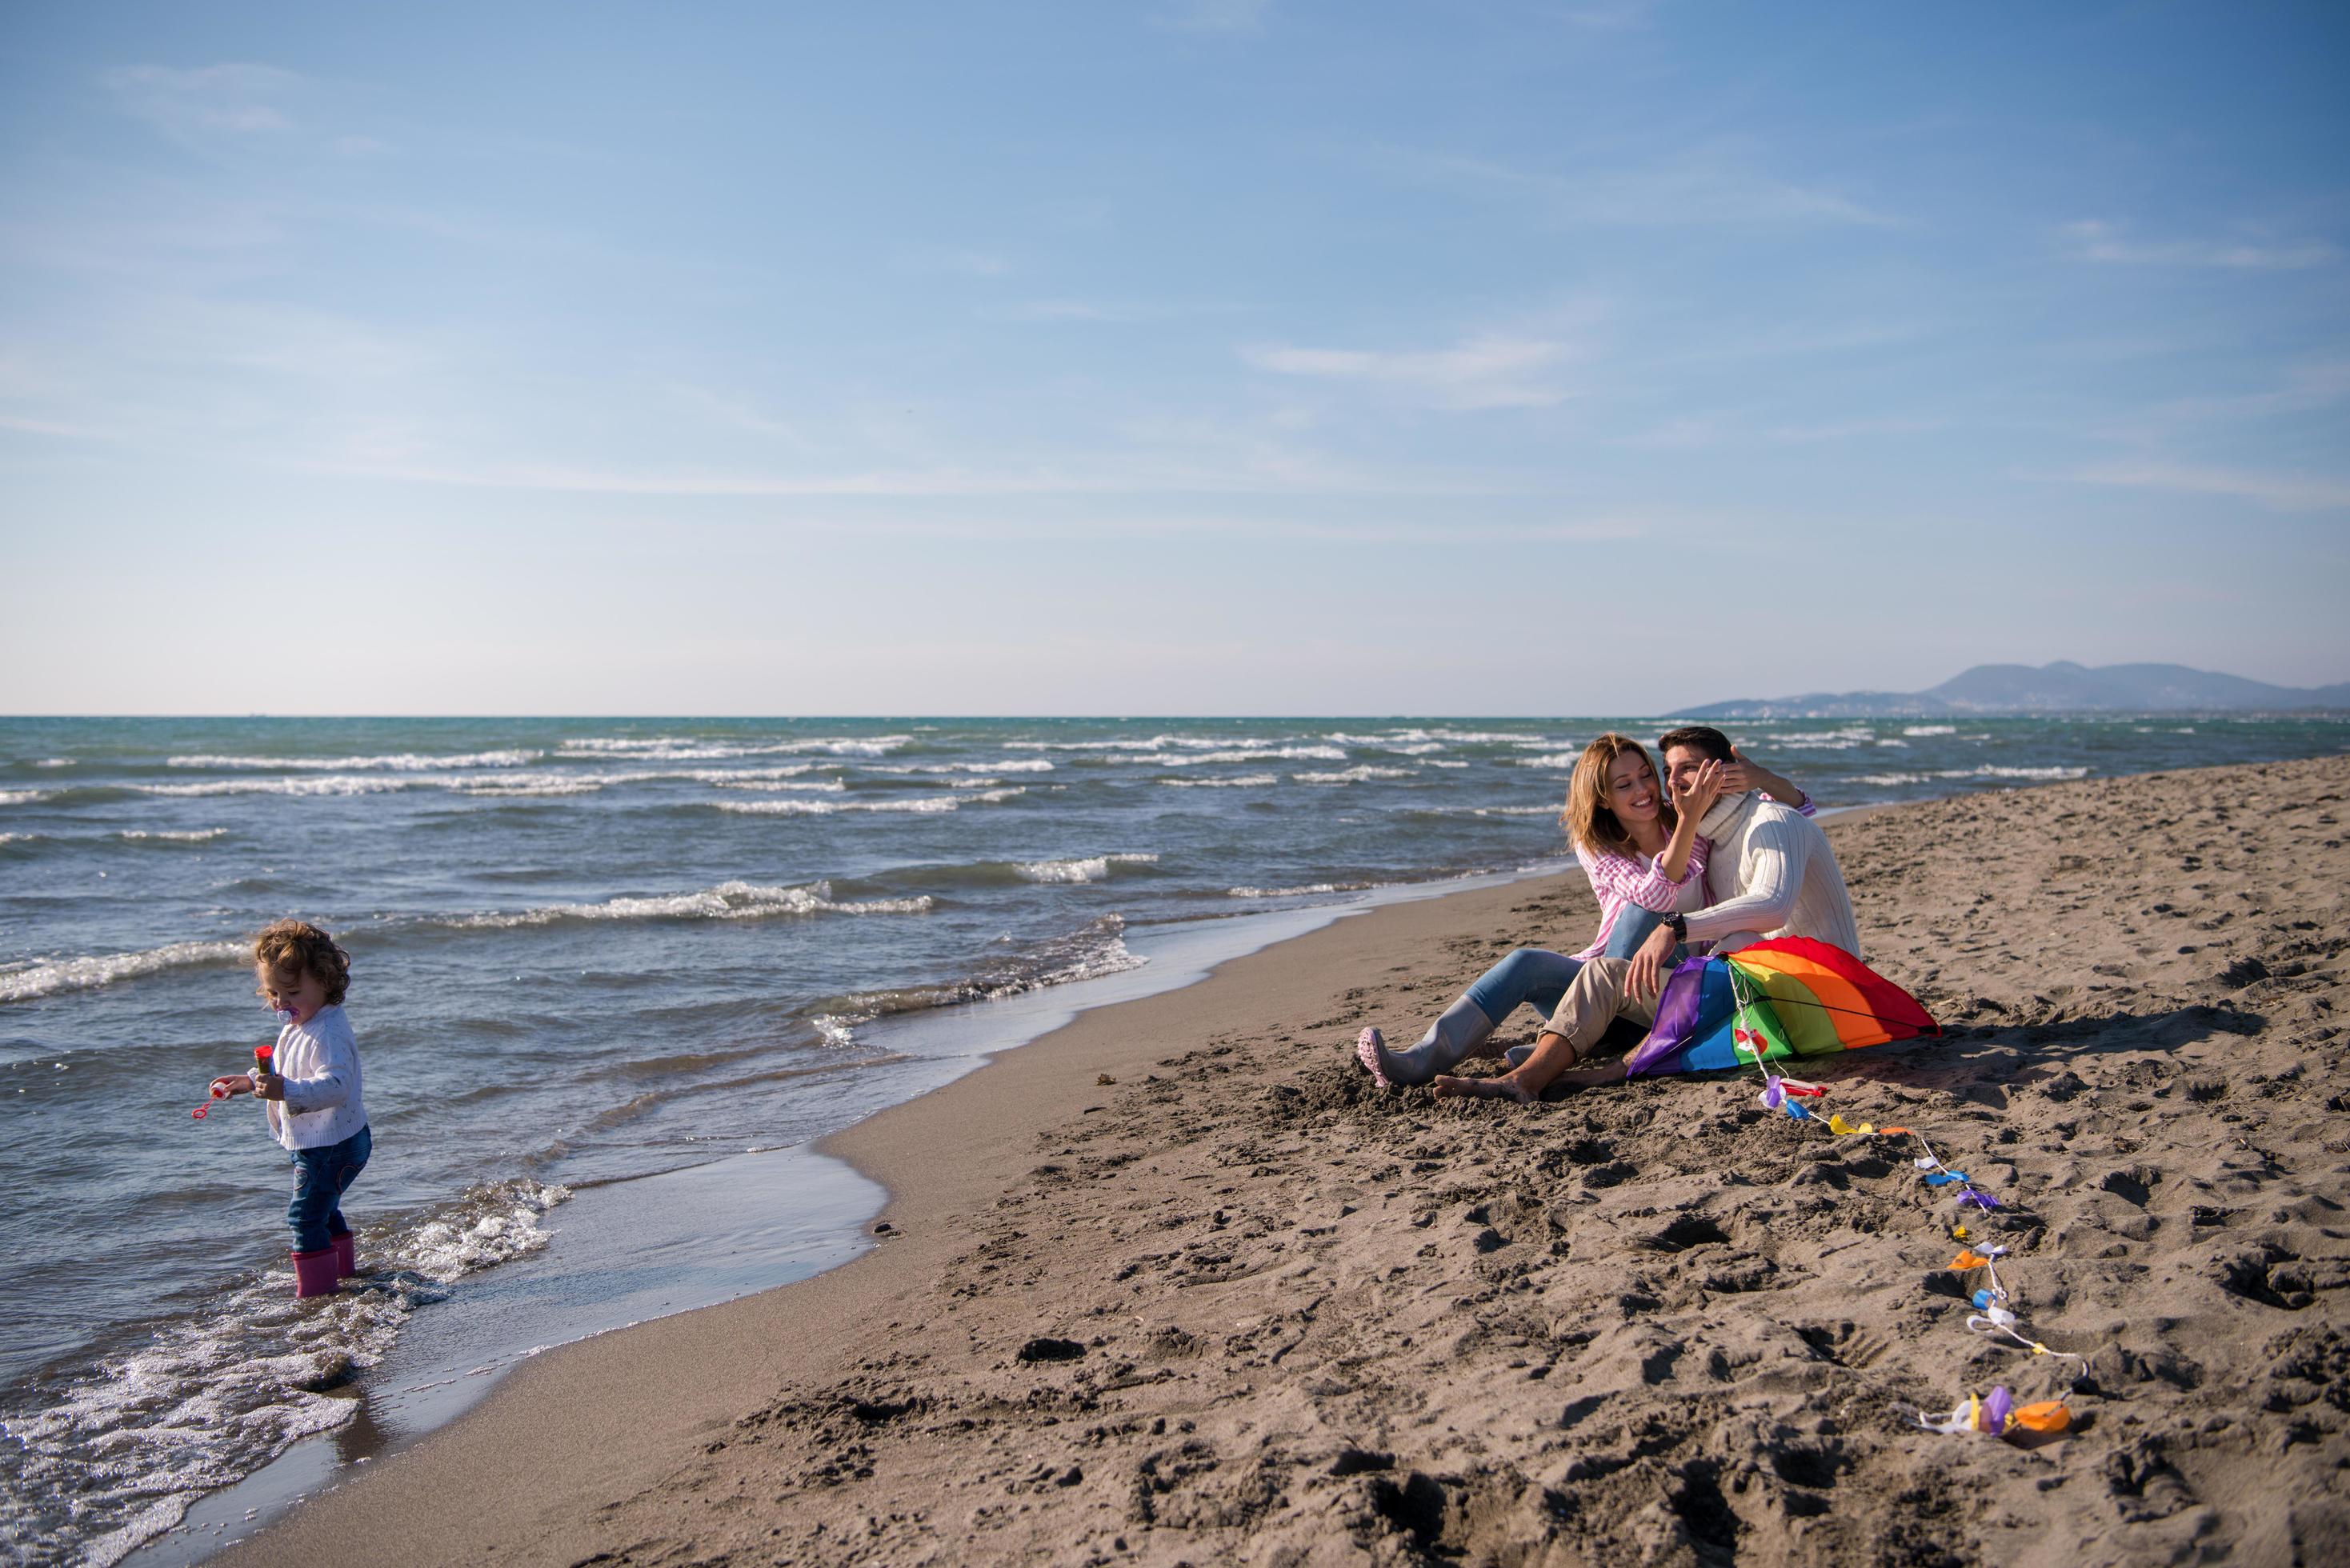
[1357,994,1498,1088]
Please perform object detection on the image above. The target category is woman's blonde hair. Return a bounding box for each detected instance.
[1562,733,1675,858]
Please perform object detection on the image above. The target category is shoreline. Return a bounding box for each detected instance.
[143,867,1553,1564]
[219,759,2350,1565]
[207,868,1590,1565]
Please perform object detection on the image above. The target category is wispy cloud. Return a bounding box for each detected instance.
[288,438,1527,501]
[98,62,393,160]
[1380,143,1892,229]
[102,64,302,138]
[2059,220,2337,271]
[797,512,1652,545]
[2094,359,2350,442]
[2071,461,2350,513]
[1242,333,1574,410]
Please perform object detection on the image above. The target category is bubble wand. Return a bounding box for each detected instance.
[191,1009,294,1120]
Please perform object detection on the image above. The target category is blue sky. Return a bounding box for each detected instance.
[2,1,2345,714]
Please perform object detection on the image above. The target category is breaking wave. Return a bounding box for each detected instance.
[558,735,911,760]
[1127,746,1346,767]
[1015,854,1160,884]
[445,881,933,929]
[1935,765,2092,781]
[0,941,248,1005]
[716,788,1026,816]
[1226,881,1377,899]
[0,1180,569,1566]
[165,750,536,771]
[868,759,1055,775]
[811,914,1147,1034]
[1291,766,1415,784]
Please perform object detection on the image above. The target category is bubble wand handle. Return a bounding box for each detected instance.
[195,1010,290,1122]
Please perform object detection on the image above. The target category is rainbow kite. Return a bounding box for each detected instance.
[1625,936,1939,1078]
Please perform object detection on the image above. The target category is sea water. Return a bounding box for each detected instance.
[2,714,2342,1562]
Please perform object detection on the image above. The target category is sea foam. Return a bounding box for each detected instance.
[0,1180,568,1566]
[1015,853,1159,884]
[1134,746,1347,767]
[869,758,1056,775]
[1936,765,2092,781]
[559,735,911,760]
[133,774,422,798]
[165,750,536,771]
[448,881,933,929]
[0,940,247,1004]
[717,788,1025,816]
[1291,766,1415,784]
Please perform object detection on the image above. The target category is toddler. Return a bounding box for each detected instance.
[214,919,371,1298]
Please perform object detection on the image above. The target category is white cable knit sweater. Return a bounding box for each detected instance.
[1683,791,1863,957]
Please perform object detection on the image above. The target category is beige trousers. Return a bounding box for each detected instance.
[1543,956,1658,1050]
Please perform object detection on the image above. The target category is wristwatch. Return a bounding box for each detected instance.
[1663,911,1688,942]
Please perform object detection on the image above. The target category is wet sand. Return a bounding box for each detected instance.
[221,757,2350,1566]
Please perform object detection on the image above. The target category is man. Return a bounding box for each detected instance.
[1433,725,1861,1102]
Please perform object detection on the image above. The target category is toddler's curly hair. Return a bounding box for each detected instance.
[251,919,352,1006]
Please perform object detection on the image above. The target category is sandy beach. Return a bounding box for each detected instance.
[216,757,2350,1566]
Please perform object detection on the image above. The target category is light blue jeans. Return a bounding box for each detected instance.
[1369,907,1680,1085]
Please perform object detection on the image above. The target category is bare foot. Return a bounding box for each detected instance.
[1431,1073,1535,1103]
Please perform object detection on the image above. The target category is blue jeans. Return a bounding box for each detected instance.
[287,1126,370,1253]
[1463,908,1682,1026]
[1369,907,1691,1086]
[1463,946,1585,1026]
[1603,905,1688,966]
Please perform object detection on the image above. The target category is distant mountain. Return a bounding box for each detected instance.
[1671,661,2350,718]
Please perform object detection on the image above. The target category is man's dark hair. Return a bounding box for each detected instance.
[1656,725,1735,763]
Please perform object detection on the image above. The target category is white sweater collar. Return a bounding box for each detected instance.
[1697,790,1760,842]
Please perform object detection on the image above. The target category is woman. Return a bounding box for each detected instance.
[1354,734,1810,1090]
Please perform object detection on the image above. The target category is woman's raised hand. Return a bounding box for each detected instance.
[1671,756,1724,818]
[1717,745,1797,804]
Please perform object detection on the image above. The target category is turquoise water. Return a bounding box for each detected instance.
[2,713,2343,1562]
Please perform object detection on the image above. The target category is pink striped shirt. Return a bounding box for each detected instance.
[1572,837,1710,960]
[1568,790,1816,959]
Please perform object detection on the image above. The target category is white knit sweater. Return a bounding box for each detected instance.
[1683,791,1862,957]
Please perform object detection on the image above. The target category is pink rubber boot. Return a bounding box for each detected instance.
[291,1246,340,1298]
[331,1232,356,1279]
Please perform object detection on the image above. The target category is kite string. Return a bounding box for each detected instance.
[1707,950,2083,1429]
[1749,1057,2085,1370]
[1902,1130,2084,1365]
